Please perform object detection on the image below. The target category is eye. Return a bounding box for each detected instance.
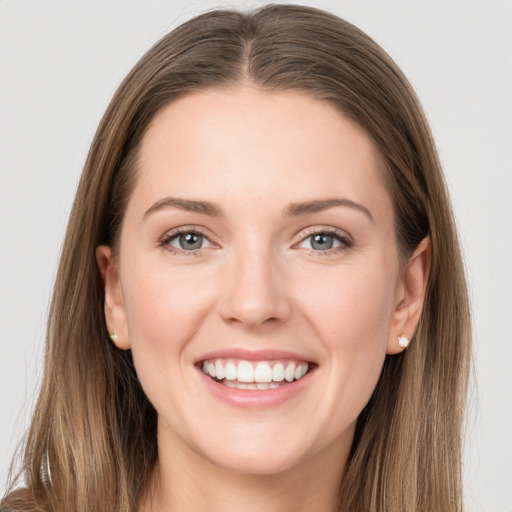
[164,230,212,252]
[297,230,352,252]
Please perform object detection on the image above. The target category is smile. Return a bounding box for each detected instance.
[201,359,311,390]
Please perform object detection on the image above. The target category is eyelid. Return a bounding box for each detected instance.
[293,226,354,253]
[159,225,218,255]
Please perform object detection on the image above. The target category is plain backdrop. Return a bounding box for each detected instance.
[1,0,511,510]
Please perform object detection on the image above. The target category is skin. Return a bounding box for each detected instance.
[97,86,429,512]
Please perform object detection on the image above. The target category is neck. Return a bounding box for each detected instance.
[140,422,352,512]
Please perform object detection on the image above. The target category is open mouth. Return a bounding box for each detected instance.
[199,358,314,390]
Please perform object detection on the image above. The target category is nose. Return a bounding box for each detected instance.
[218,245,292,328]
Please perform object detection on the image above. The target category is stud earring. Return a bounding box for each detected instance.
[109,329,118,345]
[398,335,409,348]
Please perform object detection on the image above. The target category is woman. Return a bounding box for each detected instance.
[1,4,471,511]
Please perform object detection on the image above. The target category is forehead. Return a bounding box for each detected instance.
[131,86,392,220]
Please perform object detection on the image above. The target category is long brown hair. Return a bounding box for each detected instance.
[1,5,471,511]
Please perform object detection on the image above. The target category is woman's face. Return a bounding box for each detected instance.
[99,86,423,476]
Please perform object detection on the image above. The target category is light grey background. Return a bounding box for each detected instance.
[1,1,511,510]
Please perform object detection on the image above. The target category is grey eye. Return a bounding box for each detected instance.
[170,232,210,251]
[311,234,334,250]
[299,233,343,251]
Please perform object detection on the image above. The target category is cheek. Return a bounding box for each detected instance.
[120,253,219,366]
[118,259,220,419]
[297,260,397,406]
[301,262,396,345]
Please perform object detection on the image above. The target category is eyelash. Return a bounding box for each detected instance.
[159,226,353,256]
[159,226,212,256]
[296,227,353,255]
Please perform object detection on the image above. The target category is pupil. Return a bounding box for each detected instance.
[179,233,202,250]
[312,234,333,250]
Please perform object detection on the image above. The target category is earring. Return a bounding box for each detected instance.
[109,329,118,345]
[398,335,409,348]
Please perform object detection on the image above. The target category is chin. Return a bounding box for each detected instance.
[204,444,305,476]
[187,422,326,477]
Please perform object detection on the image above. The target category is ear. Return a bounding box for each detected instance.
[387,237,431,355]
[96,245,130,350]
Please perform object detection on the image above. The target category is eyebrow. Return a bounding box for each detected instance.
[284,198,375,223]
[143,196,374,223]
[144,197,223,218]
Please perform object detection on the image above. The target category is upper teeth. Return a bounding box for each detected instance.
[202,359,309,383]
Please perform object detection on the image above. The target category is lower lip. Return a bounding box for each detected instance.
[197,367,315,409]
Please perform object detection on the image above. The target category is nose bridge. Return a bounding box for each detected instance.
[219,235,290,326]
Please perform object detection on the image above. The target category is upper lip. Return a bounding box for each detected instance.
[194,348,315,364]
